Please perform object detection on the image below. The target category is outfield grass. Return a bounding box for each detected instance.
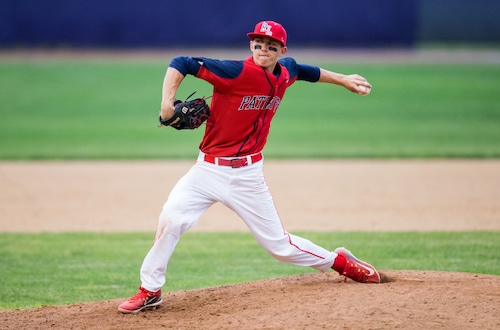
[1,61,499,159]
[0,231,498,310]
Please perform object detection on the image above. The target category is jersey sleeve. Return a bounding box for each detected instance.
[279,57,320,82]
[169,56,244,92]
[192,57,244,79]
[169,56,203,76]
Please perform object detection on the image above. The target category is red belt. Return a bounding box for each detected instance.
[203,153,263,168]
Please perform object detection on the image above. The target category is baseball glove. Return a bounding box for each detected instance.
[159,92,211,130]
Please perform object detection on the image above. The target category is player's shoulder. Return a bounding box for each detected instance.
[278,57,297,63]
[278,57,300,76]
[279,57,320,82]
[278,57,298,67]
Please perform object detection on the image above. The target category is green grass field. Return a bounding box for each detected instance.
[0,56,499,311]
[1,60,499,159]
[1,231,498,310]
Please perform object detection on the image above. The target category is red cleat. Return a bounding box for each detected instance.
[334,247,380,283]
[118,287,162,314]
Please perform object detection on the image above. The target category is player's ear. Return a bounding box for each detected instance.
[279,46,287,57]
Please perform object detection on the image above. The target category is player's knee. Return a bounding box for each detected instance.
[158,207,192,236]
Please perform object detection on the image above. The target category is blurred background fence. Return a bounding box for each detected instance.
[1,0,499,49]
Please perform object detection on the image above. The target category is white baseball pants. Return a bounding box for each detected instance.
[140,152,336,291]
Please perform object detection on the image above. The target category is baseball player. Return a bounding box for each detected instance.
[118,20,379,314]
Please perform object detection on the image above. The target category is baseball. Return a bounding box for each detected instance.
[358,85,371,96]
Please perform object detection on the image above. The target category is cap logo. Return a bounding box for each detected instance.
[260,22,273,36]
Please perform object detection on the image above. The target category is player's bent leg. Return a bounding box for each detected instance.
[139,194,213,291]
[226,165,336,272]
[121,164,217,313]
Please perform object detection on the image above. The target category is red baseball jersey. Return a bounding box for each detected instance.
[170,56,320,157]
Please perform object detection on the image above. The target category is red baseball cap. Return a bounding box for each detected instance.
[247,21,287,47]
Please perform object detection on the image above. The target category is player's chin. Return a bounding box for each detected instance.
[254,57,273,67]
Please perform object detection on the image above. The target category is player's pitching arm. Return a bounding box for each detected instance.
[318,68,372,96]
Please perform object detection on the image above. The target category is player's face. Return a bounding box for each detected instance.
[250,37,287,72]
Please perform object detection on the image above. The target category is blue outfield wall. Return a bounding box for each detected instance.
[418,0,500,43]
[1,0,499,48]
[0,0,418,48]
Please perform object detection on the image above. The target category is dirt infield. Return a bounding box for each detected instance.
[1,160,499,329]
[1,160,499,232]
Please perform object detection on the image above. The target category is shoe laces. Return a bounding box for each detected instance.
[129,287,154,302]
[341,261,368,283]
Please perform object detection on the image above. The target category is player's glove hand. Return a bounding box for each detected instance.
[159,92,211,130]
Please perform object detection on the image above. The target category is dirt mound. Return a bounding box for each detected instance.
[1,271,498,329]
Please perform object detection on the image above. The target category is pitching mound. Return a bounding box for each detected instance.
[2,270,498,329]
